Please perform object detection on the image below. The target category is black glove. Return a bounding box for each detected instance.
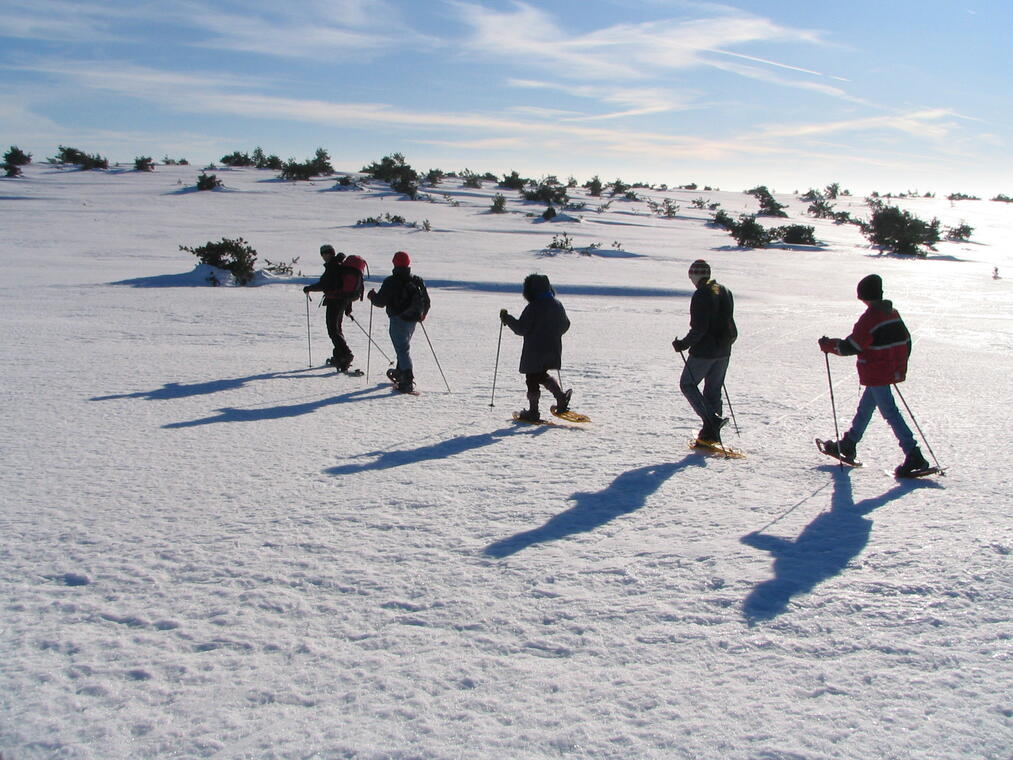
[303,285,311,293]
[499,308,509,324]
[345,304,353,317]
[672,338,688,352]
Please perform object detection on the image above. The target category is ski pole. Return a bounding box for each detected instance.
[722,383,741,437]
[420,321,451,393]
[348,313,393,363]
[490,320,504,407]
[366,303,373,381]
[305,293,313,367]
[893,384,944,471]
[825,353,844,471]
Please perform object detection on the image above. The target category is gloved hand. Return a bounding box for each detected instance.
[499,308,509,324]
[818,336,837,354]
[672,338,688,352]
[367,288,376,302]
[345,304,353,317]
[303,285,311,293]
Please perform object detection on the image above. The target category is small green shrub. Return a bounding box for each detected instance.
[945,223,974,242]
[861,205,941,256]
[712,209,736,230]
[773,225,817,245]
[991,194,1012,203]
[52,145,108,170]
[583,176,603,197]
[3,162,22,177]
[947,192,980,201]
[461,170,483,189]
[542,206,558,220]
[547,232,573,251]
[609,179,630,197]
[499,171,528,190]
[490,194,507,213]
[522,182,567,205]
[647,198,680,218]
[134,156,155,172]
[196,173,223,191]
[747,185,788,217]
[730,216,773,247]
[4,146,31,166]
[362,152,419,199]
[252,147,282,170]
[180,237,258,285]
[221,151,254,167]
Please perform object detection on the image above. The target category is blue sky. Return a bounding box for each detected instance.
[2,0,1010,195]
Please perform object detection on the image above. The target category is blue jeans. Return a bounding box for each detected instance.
[680,355,728,426]
[847,385,916,453]
[388,316,416,376]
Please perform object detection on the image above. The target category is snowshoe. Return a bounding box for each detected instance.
[816,438,862,467]
[894,447,941,478]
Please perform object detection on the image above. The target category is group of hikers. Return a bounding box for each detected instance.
[304,245,932,478]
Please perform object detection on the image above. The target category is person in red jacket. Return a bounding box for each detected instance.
[819,274,929,477]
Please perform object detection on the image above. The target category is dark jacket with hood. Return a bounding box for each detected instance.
[683,279,737,359]
[305,255,348,305]
[503,274,570,373]
[369,266,414,319]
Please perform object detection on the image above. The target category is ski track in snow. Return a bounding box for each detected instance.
[1,166,1011,759]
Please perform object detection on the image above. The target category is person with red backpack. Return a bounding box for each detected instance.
[303,244,366,372]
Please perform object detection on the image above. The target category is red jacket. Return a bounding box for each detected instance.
[834,301,911,385]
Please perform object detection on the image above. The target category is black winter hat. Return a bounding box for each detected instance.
[857,274,883,301]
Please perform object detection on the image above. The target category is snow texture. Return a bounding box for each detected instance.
[1,165,1011,759]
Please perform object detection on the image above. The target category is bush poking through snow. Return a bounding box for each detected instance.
[196,173,223,191]
[490,194,507,214]
[946,223,974,242]
[134,156,155,172]
[861,205,941,256]
[361,153,419,199]
[4,146,31,166]
[180,237,258,285]
[51,146,108,170]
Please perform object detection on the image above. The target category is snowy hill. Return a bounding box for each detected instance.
[1,164,1011,759]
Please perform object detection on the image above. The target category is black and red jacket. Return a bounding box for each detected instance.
[831,300,911,385]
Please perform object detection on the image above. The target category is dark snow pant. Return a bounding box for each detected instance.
[325,300,353,367]
[525,371,565,414]
[680,355,729,438]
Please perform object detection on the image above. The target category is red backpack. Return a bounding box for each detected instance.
[337,255,366,300]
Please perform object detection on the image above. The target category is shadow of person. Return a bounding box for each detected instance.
[484,456,704,559]
[92,366,327,402]
[326,425,531,476]
[162,384,387,428]
[741,467,943,624]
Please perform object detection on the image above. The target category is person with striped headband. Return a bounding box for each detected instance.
[671,259,738,446]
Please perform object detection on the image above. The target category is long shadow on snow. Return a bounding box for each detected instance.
[92,367,328,402]
[326,424,536,476]
[484,456,703,559]
[741,466,943,624]
[162,383,388,428]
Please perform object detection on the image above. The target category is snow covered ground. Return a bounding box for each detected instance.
[1,163,1010,759]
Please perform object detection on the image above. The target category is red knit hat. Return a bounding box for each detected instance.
[392,251,411,267]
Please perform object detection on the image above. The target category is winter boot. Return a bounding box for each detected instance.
[895,446,930,478]
[822,435,857,462]
[386,367,401,383]
[516,408,541,422]
[554,388,573,414]
[396,372,415,393]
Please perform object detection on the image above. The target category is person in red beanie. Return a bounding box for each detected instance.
[367,251,430,392]
[818,274,929,477]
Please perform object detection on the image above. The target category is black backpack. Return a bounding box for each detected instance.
[399,275,431,322]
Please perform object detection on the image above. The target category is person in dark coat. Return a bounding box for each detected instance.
[303,244,356,370]
[367,250,422,392]
[819,273,929,476]
[500,273,572,421]
[672,259,737,444]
